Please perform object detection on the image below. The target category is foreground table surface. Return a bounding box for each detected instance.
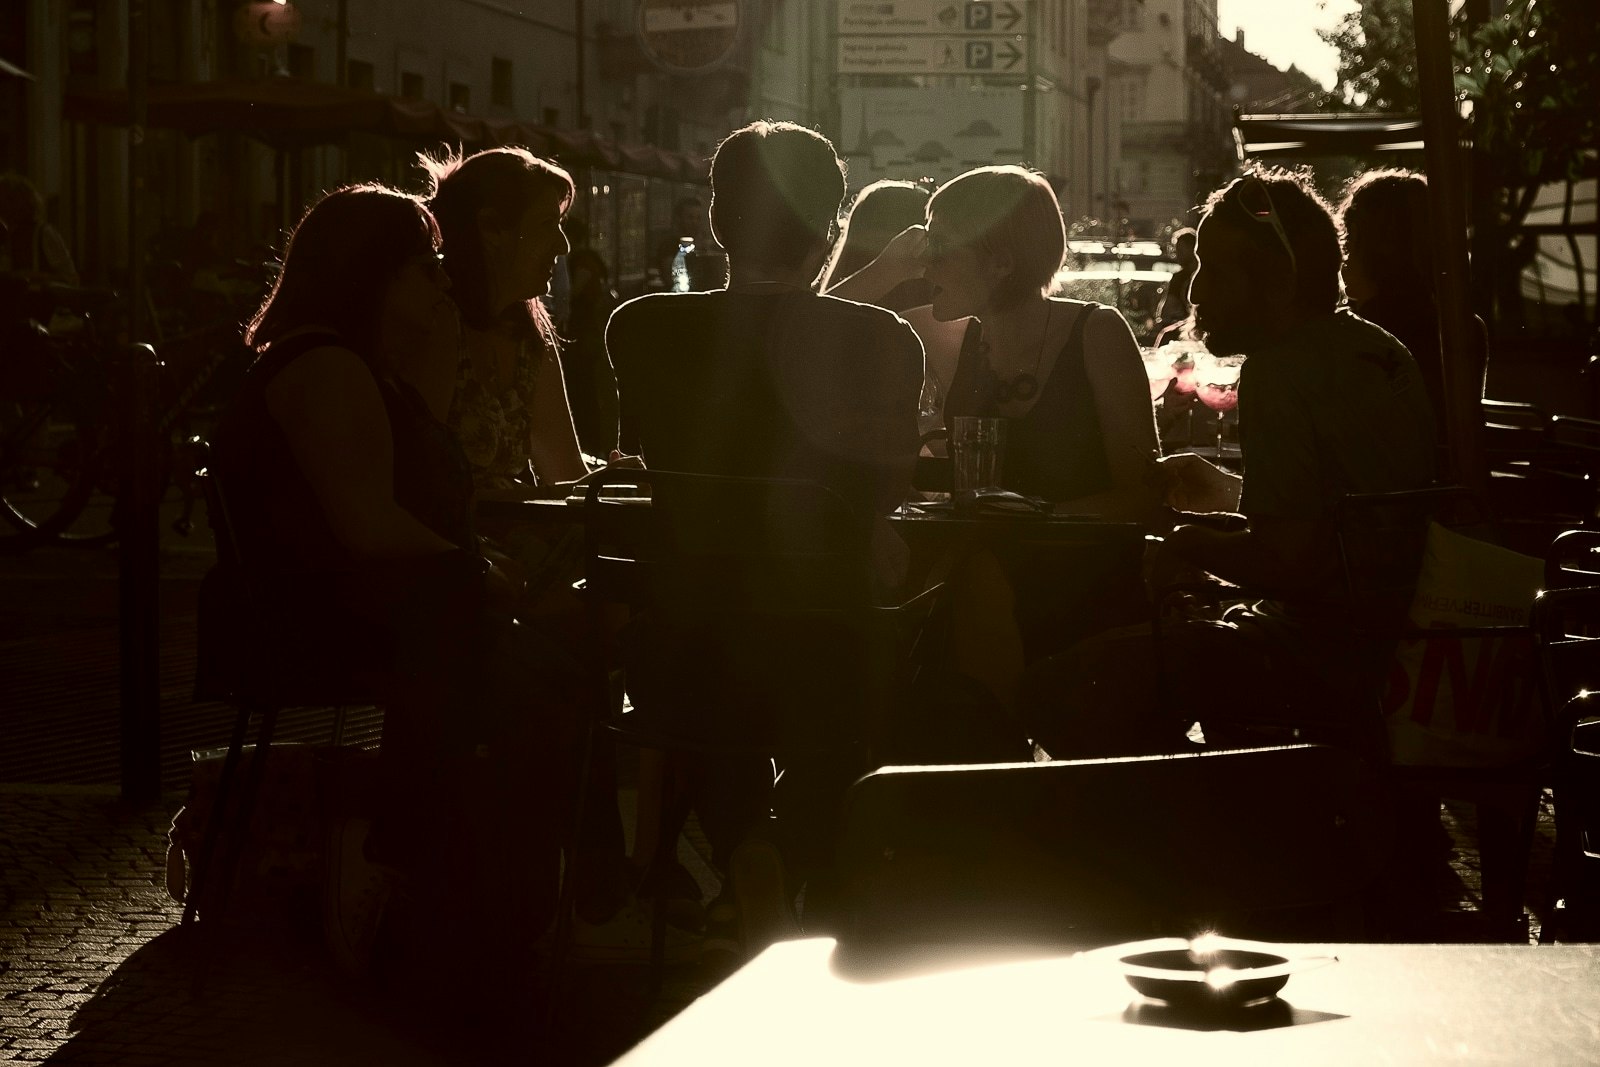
[612,937,1600,1066]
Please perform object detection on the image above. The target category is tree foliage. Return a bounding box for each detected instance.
[1318,0,1598,329]
[1319,0,1421,112]
[1454,0,1600,192]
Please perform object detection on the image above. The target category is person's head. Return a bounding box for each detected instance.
[709,121,847,281]
[1169,227,1197,269]
[419,145,574,331]
[820,179,933,287]
[0,173,44,265]
[924,165,1065,321]
[244,184,455,372]
[1190,166,1342,355]
[0,173,43,231]
[1337,168,1431,307]
[672,198,706,242]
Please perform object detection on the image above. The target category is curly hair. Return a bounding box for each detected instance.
[1337,168,1432,295]
[1202,164,1344,315]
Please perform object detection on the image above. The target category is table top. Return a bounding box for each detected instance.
[479,494,1149,545]
[891,503,1147,546]
[612,937,1600,1066]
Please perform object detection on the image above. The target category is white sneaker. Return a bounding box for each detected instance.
[569,896,702,964]
[322,816,394,976]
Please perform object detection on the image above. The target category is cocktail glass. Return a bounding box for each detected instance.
[1195,354,1245,455]
[1140,347,1176,404]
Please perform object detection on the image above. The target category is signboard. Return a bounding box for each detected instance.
[838,84,1027,185]
[838,35,1024,76]
[836,1,1028,35]
[637,0,741,74]
[233,0,303,47]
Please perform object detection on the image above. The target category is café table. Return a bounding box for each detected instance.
[890,498,1148,549]
[612,936,1600,1065]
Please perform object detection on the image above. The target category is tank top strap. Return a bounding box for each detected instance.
[1062,301,1101,370]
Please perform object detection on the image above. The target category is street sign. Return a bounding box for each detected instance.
[839,84,1027,185]
[836,0,1027,36]
[637,0,742,74]
[837,35,1025,76]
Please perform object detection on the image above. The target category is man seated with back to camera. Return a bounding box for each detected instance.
[1020,166,1437,761]
[607,120,924,956]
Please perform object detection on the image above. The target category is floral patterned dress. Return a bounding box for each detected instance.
[450,328,541,492]
[448,327,583,600]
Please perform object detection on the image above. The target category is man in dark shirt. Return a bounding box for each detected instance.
[610,121,923,531]
[606,121,924,953]
[1023,168,1437,760]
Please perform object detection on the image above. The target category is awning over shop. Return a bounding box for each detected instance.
[62,76,708,182]
[1232,113,1427,162]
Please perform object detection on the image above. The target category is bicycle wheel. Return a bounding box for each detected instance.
[0,391,113,549]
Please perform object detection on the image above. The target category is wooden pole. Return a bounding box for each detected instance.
[120,0,161,805]
[1412,0,1486,489]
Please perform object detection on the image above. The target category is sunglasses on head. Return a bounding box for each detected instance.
[1232,176,1297,275]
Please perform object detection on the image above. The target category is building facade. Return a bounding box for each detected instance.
[6,0,823,294]
[1106,0,1231,235]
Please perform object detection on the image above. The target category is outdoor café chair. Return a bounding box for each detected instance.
[1545,529,1600,590]
[833,743,1390,950]
[1529,585,1600,940]
[554,467,942,988]
[185,453,385,940]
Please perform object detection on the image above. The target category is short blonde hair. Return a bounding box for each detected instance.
[927,165,1064,308]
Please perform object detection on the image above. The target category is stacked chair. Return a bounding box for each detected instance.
[184,454,385,947]
[1530,585,1600,940]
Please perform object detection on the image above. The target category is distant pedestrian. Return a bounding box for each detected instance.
[0,173,77,285]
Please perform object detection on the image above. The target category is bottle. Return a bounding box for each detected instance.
[671,236,695,293]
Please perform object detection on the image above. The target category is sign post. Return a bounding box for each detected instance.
[637,0,742,75]
[835,0,1036,168]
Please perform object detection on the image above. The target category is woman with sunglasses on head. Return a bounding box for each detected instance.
[208,184,617,1006]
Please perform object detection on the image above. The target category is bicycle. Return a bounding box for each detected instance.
[0,273,253,552]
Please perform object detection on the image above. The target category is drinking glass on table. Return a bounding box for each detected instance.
[1140,347,1176,404]
[950,415,1007,509]
[1194,354,1244,456]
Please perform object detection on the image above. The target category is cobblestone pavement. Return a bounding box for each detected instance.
[0,787,459,1066]
[0,784,721,1066]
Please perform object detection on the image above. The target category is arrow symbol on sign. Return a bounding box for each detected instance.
[998,41,1022,69]
[997,2,1022,30]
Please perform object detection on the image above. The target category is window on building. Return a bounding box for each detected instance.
[346,58,375,91]
[1120,79,1146,122]
[491,57,513,108]
[1126,1,1145,32]
[448,83,471,113]
[287,44,315,79]
[66,1,97,77]
[400,71,424,99]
